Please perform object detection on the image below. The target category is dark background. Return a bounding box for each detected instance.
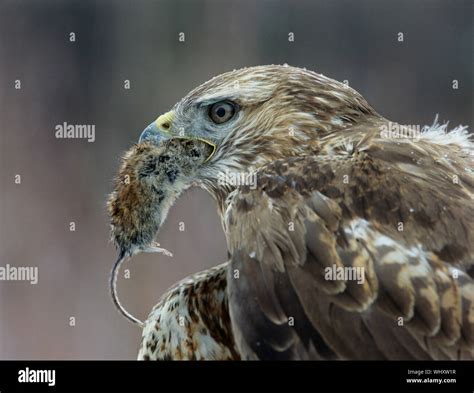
[0,0,472,359]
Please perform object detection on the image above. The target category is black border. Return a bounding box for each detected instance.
[0,361,472,393]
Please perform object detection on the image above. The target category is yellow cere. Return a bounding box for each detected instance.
[155,111,175,133]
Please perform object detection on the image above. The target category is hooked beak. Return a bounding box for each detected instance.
[138,110,217,163]
[139,111,174,144]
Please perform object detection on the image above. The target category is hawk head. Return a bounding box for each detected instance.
[109,65,378,257]
[139,65,378,208]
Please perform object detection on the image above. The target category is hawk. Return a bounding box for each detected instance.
[107,65,474,360]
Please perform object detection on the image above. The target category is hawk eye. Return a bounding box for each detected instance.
[209,101,236,124]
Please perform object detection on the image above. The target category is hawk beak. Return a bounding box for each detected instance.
[138,110,216,163]
[190,137,216,163]
[139,111,174,144]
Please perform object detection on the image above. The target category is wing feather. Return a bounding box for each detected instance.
[225,128,474,359]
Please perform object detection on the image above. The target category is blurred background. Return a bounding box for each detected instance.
[0,0,471,359]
